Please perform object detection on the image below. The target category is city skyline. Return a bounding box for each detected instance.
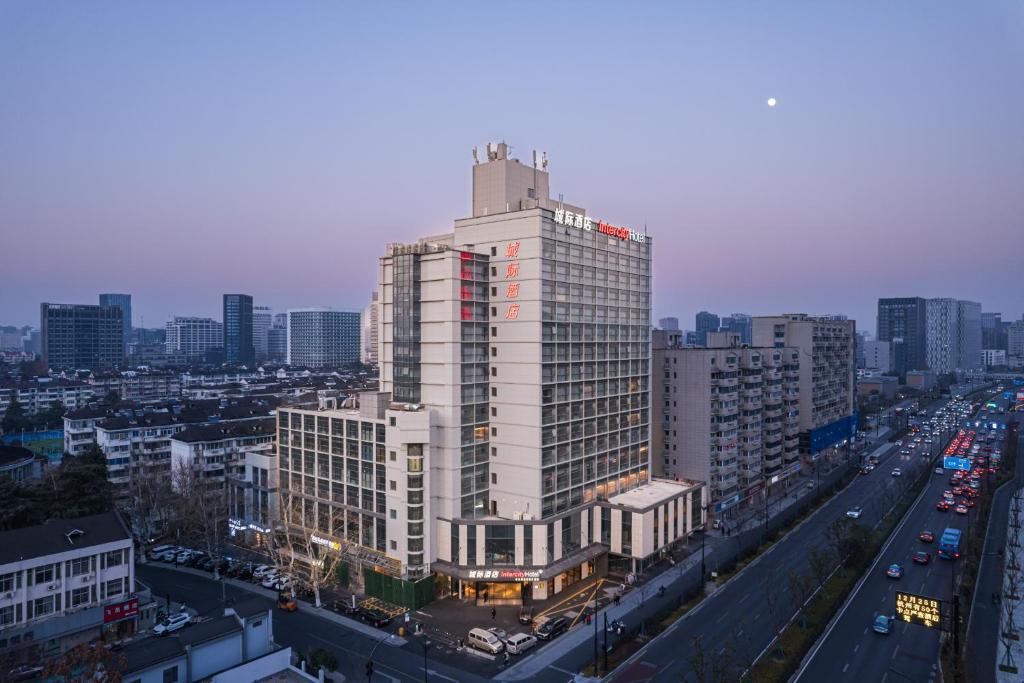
[2,2,1022,330]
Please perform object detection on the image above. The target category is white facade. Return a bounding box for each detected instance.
[863,340,893,373]
[925,298,982,373]
[361,292,379,365]
[1009,320,1024,362]
[165,317,223,359]
[982,349,1007,367]
[0,512,135,661]
[0,380,94,417]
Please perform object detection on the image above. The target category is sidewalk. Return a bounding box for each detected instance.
[147,563,408,646]
[995,486,1024,681]
[495,544,714,681]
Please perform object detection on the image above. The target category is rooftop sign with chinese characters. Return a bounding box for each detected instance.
[554,209,646,244]
[896,591,950,631]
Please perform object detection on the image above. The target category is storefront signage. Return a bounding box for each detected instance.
[229,518,271,534]
[554,209,646,244]
[468,568,542,582]
[103,598,139,624]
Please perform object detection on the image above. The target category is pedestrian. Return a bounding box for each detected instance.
[491,607,496,620]
[483,590,489,604]
[504,651,510,666]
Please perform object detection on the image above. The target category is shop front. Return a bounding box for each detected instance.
[432,544,606,605]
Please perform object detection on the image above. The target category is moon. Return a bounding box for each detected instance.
[767,97,777,107]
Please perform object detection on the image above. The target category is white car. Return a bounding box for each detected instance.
[252,565,273,579]
[272,576,292,591]
[505,632,538,654]
[891,468,902,477]
[261,572,281,588]
[148,544,173,560]
[154,612,191,636]
[158,547,181,562]
[846,506,863,519]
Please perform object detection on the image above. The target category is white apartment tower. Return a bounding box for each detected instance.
[164,317,223,359]
[361,292,379,365]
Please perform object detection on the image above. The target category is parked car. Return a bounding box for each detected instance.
[148,544,174,561]
[253,565,273,580]
[535,616,569,641]
[153,612,191,636]
[467,627,505,654]
[505,632,538,655]
[359,607,392,628]
[487,627,509,644]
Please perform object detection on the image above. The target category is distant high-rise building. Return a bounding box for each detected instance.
[924,298,982,374]
[877,297,928,375]
[253,305,272,361]
[165,317,223,359]
[286,308,360,367]
[695,311,720,346]
[267,325,287,362]
[982,312,1006,350]
[223,294,255,366]
[1007,320,1024,364]
[658,316,680,330]
[273,313,288,329]
[40,303,124,371]
[720,313,752,345]
[360,292,379,365]
[863,340,893,373]
[99,293,132,352]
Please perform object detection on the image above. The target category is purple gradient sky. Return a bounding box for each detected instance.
[2,2,1022,334]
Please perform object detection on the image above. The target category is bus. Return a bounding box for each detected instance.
[938,528,962,559]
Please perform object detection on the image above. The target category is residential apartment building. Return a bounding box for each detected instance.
[223,294,255,367]
[86,371,182,404]
[720,314,752,345]
[956,299,982,372]
[361,292,379,365]
[981,349,1007,368]
[0,512,137,664]
[164,317,223,359]
[169,418,277,541]
[278,143,706,607]
[876,297,928,375]
[653,330,800,515]
[99,293,132,354]
[1008,320,1024,365]
[753,314,856,463]
[862,340,893,373]
[286,308,361,367]
[41,303,125,371]
[0,378,95,418]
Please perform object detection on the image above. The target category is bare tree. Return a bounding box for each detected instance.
[263,491,347,608]
[787,570,814,629]
[807,546,834,591]
[123,463,174,563]
[1000,549,1020,673]
[687,634,707,683]
[172,459,229,579]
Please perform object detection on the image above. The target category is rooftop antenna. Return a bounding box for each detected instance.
[472,147,479,164]
[542,152,548,170]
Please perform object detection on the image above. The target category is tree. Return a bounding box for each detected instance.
[43,641,126,682]
[787,570,815,629]
[264,491,346,607]
[125,465,175,563]
[41,399,66,430]
[103,390,121,406]
[807,546,834,591]
[1,398,30,434]
[172,459,229,579]
[57,446,115,518]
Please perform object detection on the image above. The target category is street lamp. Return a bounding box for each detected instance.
[700,503,708,583]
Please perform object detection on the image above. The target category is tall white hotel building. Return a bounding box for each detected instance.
[277,143,705,605]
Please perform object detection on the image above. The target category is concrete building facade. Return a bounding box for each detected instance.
[286,308,360,367]
[164,317,223,359]
[41,303,125,371]
[652,330,801,515]
[223,294,255,367]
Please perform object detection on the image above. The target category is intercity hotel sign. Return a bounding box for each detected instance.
[554,208,646,244]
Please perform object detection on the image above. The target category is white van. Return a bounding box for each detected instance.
[467,627,505,654]
[148,545,173,560]
[505,632,537,655]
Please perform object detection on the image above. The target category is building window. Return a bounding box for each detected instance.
[162,665,179,683]
[32,596,55,618]
[0,573,16,592]
[0,606,14,626]
[70,557,90,576]
[34,565,55,584]
[390,541,397,550]
[71,587,90,608]
[389,510,397,519]
[105,578,124,598]
[105,550,124,568]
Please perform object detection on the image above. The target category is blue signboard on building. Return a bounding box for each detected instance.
[943,456,971,471]
[715,493,741,513]
[809,413,859,454]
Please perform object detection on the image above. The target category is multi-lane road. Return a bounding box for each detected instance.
[795,394,1012,683]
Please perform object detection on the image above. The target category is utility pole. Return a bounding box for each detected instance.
[603,612,609,673]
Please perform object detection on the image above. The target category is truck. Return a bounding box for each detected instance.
[937,528,962,559]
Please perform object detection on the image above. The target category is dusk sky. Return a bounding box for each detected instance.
[2,2,1022,334]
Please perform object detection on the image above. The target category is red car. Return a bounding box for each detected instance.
[912,551,931,565]
[936,501,950,512]
[919,530,935,543]
[960,498,975,508]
